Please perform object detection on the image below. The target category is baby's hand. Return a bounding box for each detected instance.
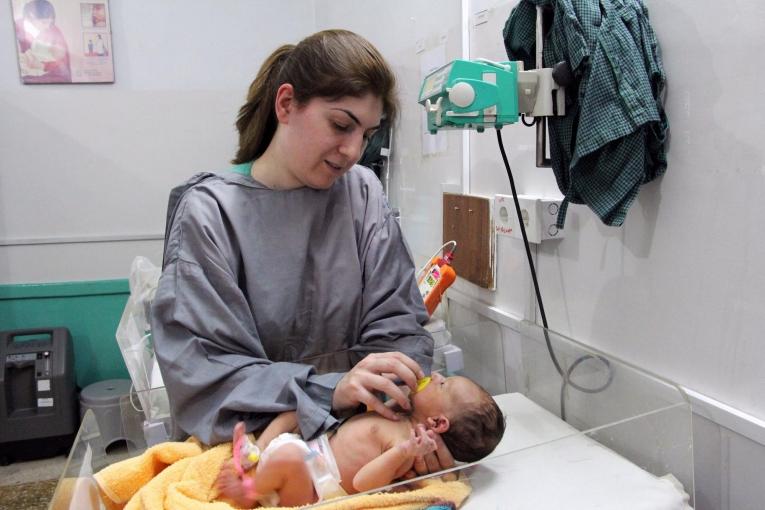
[399,424,438,458]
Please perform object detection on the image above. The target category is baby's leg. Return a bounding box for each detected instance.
[254,443,316,507]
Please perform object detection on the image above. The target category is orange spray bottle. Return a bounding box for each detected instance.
[417,247,457,316]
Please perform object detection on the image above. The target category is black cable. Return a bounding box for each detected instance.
[495,129,613,421]
[521,114,537,127]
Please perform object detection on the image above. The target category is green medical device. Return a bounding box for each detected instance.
[419,59,522,133]
[419,55,568,167]
[419,58,566,134]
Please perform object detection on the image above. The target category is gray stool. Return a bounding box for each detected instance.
[79,379,132,449]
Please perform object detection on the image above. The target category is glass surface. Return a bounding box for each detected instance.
[49,409,107,510]
[441,299,695,508]
[303,300,694,509]
[50,310,694,509]
[49,387,171,510]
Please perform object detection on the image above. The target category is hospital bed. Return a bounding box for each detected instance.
[49,298,694,509]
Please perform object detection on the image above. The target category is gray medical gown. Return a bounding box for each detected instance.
[151,164,433,445]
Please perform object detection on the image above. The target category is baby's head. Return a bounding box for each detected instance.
[411,372,505,462]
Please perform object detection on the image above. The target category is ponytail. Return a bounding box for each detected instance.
[232,44,294,164]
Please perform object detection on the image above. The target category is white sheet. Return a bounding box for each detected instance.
[461,393,692,510]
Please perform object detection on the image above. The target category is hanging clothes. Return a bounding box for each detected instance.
[503,0,668,227]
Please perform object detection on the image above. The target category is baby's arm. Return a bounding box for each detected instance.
[255,411,299,450]
[352,424,437,493]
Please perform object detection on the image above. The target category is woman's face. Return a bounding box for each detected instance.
[276,88,384,189]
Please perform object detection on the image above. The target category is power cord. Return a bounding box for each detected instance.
[495,128,613,421]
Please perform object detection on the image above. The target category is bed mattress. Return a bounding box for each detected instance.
[461,393,692,509]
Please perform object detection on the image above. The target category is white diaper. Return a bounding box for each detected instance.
[261,432,311,462]
[261,432,346,501]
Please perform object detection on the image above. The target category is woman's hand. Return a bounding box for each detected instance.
[332,352,424,421]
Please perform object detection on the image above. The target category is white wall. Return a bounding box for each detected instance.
[0,1,316,283]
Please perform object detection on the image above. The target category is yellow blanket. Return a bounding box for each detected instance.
[85,439,471,510]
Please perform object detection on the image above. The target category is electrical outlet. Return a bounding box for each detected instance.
[494,194,564,243]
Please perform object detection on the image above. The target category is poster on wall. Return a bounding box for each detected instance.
[11,0,114,84]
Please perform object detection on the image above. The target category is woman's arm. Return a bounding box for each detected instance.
[335,169,434,419]
[347,170,460,476]
[350,173,434,369]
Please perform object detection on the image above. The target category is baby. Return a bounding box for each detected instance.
[216,372,505,507]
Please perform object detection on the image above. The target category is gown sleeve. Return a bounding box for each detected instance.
[151,187,342,445]
[350,176,434,369]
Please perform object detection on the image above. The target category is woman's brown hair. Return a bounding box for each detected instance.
[233,30,398,164]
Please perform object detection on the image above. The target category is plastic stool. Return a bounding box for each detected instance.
[79,379,132,449]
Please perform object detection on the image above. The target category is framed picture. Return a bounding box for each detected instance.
[11,0,115,84]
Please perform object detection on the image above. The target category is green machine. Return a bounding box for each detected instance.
[419,59,522,132]
[419,54,569,166]
[419,58,566,128]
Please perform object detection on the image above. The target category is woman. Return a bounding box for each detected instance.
[152,30,447,479]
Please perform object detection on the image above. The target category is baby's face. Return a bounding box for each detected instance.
[411,373,482,419]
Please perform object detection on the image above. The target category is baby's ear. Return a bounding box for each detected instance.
[426,415,450,433]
